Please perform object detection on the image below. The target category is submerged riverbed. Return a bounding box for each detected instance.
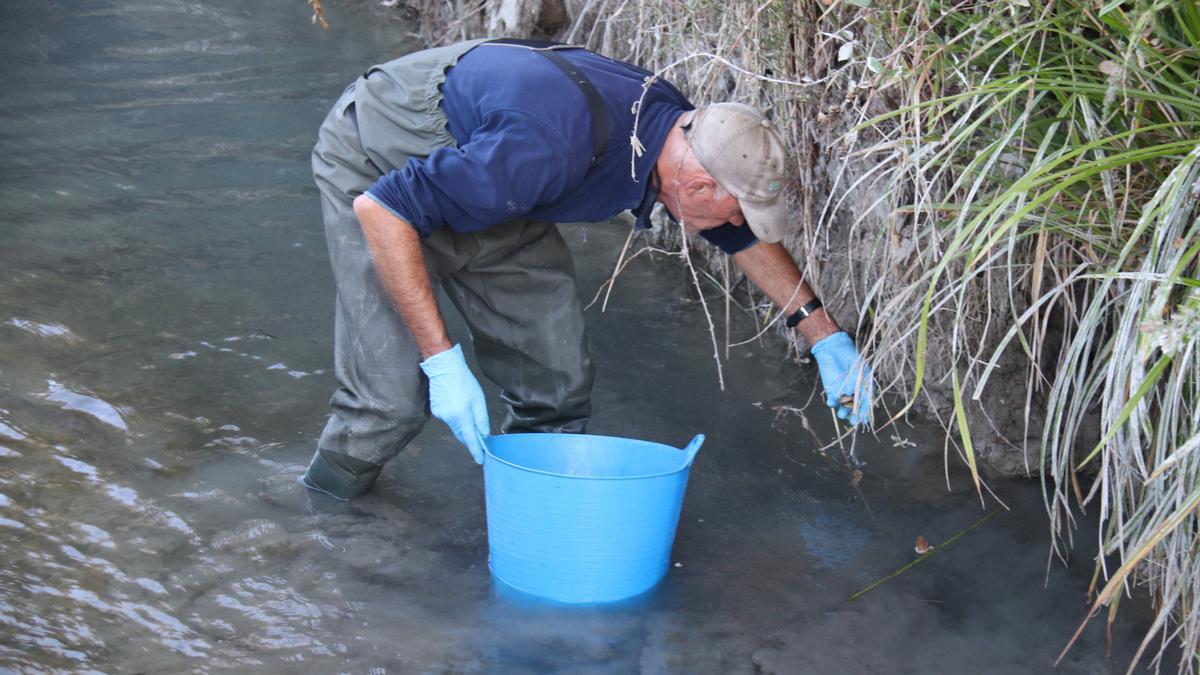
[0,1,1173,672]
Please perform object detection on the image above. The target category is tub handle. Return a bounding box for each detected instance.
[681,434,705,467]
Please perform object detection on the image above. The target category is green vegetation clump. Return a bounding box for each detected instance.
[857,3,1199,671]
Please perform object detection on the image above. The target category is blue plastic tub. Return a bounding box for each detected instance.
[483,433,704,604]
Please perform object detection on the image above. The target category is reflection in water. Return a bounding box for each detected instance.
[0,417,29,442]
[43,380,131,431]
[0,0,1173,672]
[5,318,81,343]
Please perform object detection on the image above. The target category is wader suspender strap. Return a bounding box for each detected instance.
[484,38,610,168]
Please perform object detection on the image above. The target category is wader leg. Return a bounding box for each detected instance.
[305,185,433,500]
[303,90,434,500]
[302,40,490,499]
[443,220,594,434]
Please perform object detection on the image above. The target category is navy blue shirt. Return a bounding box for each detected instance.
[366,43,759,255]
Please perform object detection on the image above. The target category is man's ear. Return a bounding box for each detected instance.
[683,175,717,197]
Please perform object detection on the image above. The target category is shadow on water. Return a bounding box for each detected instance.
[0,0,1179,672]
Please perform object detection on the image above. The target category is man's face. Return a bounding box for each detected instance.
[668,178,746,234]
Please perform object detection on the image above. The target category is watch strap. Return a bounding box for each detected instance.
[785,298,823,328]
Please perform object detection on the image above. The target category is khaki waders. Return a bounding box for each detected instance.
[305,41,595,499]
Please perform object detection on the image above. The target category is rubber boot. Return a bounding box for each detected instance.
[300,450,383,501]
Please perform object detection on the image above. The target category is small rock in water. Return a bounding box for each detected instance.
[211,518,293,558]
[258,468,306,505]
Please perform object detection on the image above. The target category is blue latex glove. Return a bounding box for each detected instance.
[419,344,490,464]
[810,331,874,426]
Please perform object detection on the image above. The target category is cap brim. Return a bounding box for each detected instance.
[739,196,788,243]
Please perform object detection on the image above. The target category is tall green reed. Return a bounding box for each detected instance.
[855,0,1199,669]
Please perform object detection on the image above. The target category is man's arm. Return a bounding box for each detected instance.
[353,193,491,461]
[730,241,838,344]
[732,241,874,426]
[354,193,453,359]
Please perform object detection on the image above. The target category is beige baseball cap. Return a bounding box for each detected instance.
[680,103,790,243]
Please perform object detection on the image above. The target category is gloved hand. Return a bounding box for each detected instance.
[810,331,874,427]
[419,343,490,464]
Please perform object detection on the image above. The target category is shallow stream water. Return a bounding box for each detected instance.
[0,1,1175,672]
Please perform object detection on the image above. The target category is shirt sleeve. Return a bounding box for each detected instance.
[365,109,591,237]
[699,222,759,254]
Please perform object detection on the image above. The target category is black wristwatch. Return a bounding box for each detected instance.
[785,298,823,328]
